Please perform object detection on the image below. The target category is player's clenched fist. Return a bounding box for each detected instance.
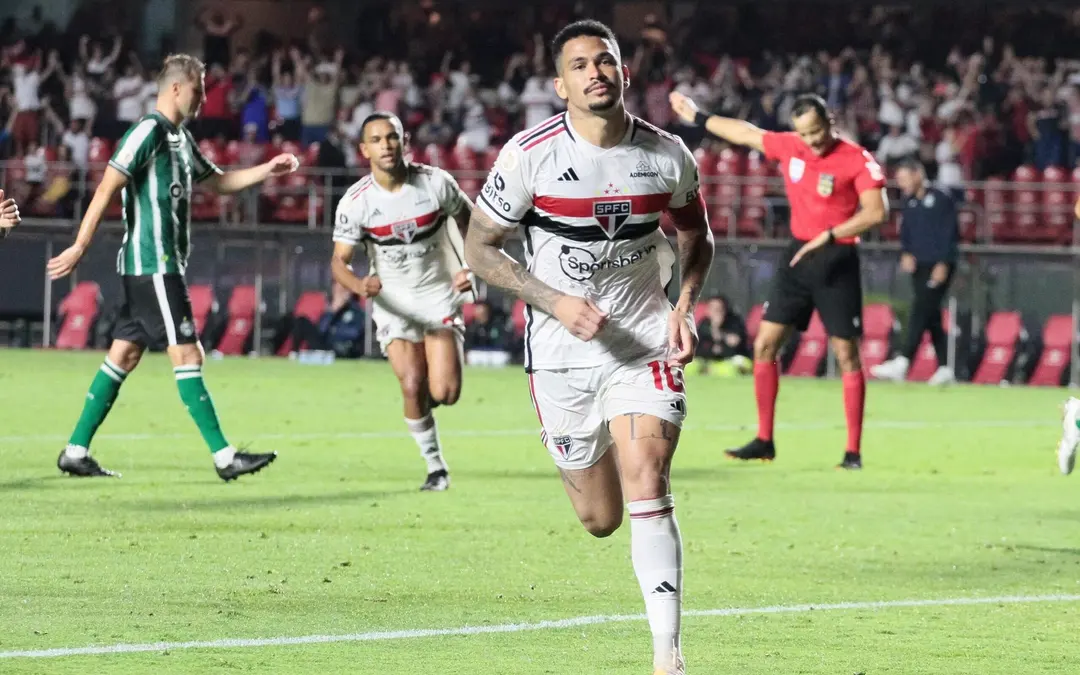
[359,275,382,298]
[553,294,607,342]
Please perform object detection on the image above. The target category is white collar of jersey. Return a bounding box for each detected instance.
[564,112,636,152]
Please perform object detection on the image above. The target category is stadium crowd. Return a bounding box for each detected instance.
[3,3,1080,214]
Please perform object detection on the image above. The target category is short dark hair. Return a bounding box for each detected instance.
[359,112,403,141]
[790,94,830,123]
[895,157,925,174]
[551,20,620,73]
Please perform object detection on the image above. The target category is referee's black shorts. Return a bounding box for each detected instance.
[762,240,863,339]
[112,273,199,348]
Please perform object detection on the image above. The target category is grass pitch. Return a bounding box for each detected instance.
[0,350,1078,674]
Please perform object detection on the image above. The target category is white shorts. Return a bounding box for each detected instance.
[372,291,463,353]
[527,355,688,471]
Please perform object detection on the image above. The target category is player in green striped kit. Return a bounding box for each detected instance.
[47,54,300,480]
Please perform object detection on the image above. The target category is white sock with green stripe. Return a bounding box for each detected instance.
[173,365,236,468]
[67,358,129,455]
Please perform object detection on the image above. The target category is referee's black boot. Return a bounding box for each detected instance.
[216,450,277,482]
[837,451,862,470]
[724,437,776,462]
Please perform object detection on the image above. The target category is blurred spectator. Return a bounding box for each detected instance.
[11,55,56,156]
[42,97,90,171]
[80,35,120,85]
[416,106,454,147]
[1029,88,1065,170]
[199,63,234,140]
[271,49,303,141]
[456,90,490,152]
[34,143,75,217]
[298,47,342,146]
[317,124,348,192]
[112,61,146,138]
[692,296,751,376]
[195,8,241,69]
[464,301,512,367]
[238,72,271,143]
[877,124,920,170]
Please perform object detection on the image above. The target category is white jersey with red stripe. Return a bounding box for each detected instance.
[477,112,701,371]
[333,163,472,348]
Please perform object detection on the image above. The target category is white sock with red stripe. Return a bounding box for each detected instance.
[405,415,447,474]
[628,495,682,669]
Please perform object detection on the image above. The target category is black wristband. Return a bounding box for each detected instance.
[693,111,710,127]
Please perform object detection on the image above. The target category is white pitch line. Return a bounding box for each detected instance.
[0,418,1052,444]
[1,593,1077,660]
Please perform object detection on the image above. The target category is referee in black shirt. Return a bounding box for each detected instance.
[871,159,958,385]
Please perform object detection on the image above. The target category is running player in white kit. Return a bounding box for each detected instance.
[464,20,713,675]
[331,113,474,492]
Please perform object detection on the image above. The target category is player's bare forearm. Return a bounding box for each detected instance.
[831,188,889,239]
[74,166,127,248]
[453,202,473,240]
[464,210,563,314]
[670,198,714,311]
[330,243,367,297]
[211,164,272,195]
[704,116,765,153]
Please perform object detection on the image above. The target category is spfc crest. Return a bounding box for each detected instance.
[817,173,835,197]
[392,220,418,243]
[594,200,632,238]
[551,435,573,458]
[788,158,805,183]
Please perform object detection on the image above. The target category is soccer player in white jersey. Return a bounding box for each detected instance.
[464,20,714,675]
[331,113,475,491]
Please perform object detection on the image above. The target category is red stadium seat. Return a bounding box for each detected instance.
[88,137,112,164]
[452,145,479,170]
[191,189,221,221]
[713,148,745,209]
[1043,166,1073,235]
[971,311,1023,385]
[481,148,500,171]
[224,140,242,167]
[745,304,764,342]
[188,284,215,337]
[786,312,827,376]
[424,144,447,168]
[275,290,328,355]
[1028,314,1073,386]
[279,141,302,159]
[462,302,478,325]
[55,282,101,350]
[693,301,709,326]
[216,286,258,355]
[860,303,895,371]
[907,310,950,381]
[957,208,978,242]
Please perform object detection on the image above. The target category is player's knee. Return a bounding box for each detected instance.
[111,349,142,372]
[833,340,861,372]
[753,334,780,362]
[430,382,461,406]
[399,373,427,402]
[580,511,623,538]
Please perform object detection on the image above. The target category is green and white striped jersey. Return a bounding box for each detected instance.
[108,111,222,275]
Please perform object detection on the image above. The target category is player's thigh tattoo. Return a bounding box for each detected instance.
[627,413,675,442]
[558,467,583,494]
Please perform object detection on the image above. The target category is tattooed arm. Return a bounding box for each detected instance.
[464,209,607,341]
[670,193,714,313]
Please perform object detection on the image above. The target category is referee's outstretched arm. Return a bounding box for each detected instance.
[669,92,765,152]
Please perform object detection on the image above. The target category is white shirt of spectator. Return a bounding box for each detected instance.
[520,76,562,130]
[476,112,698,371]
[344,101,375,141]
[13,66,42,111]
[877,132,919,164]
[333,163,470,304]
[114,75,146,123]
[69,72,96,120]
[63,130,90,169]
[878,94,905,129]
[935,139,963,190]
[141,80,159,117]
[24,147,47,183]
[457,97,491,152]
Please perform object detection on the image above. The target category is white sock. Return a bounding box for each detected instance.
[64,444,89,459]
[405,415,447,473]
[628,495,683,669]
[213,445,237,469]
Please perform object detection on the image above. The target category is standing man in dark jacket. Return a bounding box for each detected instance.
[871,159,959,385]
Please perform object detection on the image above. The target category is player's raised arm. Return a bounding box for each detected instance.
[47,165,128,279]
[669,91,766,153]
